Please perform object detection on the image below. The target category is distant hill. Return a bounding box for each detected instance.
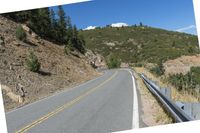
[80,26,199,64]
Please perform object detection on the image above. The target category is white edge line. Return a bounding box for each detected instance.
[128,70,139,129]
[6,71,106,115]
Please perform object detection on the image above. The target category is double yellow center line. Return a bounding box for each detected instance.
[16,71,118,133]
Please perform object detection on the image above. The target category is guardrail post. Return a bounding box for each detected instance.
[160,88,171,100]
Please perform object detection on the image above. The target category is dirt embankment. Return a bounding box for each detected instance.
[0,16,100,112]
[164,54,200,75]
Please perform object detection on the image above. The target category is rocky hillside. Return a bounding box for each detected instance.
[0,16,99,111]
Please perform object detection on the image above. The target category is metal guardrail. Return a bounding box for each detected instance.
[140,73,193,122]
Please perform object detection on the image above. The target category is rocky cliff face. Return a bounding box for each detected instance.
[0,15,99,111]
[85,50,106,69]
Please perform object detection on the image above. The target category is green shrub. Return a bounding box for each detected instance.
[64,45,72,55]
[133,63,143,67]
[26,52,40,72]
[106,54,121,69]
[190,66,200,84]
[16,25,26,41]
[64,46,70,55]
[168,66,200,91]
[150,62,165,76]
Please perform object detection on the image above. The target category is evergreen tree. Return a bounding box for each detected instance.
[57,6,67,43]
[66,16,73,42]
[4,6,87,54]
[49,9,59,40]
[3,10,31,22]
[72,25,78,40]
[28,8,51,38]
[50,9,56,30]
[139,22,143,27]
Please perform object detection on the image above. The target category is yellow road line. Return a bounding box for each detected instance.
[16,71,118,133]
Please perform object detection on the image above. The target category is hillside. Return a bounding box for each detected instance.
[80,26,199,64]
[0,16,99,111]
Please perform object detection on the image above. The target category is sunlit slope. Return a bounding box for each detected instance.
[80,26,199,63]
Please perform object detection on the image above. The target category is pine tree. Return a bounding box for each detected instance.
[50,9,56,30]
[66,16,73,42]
[139,22,143,27]
[38,8,51,37]
[72,25,78,40]
[50,9,58,41]
[3,10,31,22]
[28,8,51,38]
[57,6,67,43]
[72,25,86,54]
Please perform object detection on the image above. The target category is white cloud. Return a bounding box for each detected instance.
[176,25,196,32]
[84,26,96,30]
[111,22,128,27]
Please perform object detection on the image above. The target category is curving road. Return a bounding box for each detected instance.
[6,69,140,133]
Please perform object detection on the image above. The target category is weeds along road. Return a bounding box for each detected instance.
[6,69,140,133]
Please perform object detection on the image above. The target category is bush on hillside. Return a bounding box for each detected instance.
[15,25,26,42]
[150,62,165,76]
[106,54,121,69]
[168,67,200,91]
[133,63,143,67]
[26,52,40,72]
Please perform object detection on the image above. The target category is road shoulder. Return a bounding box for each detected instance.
[133,68,173,127]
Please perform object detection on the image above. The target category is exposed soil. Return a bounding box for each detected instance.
[0,16,100,112]
[164,54,200,75]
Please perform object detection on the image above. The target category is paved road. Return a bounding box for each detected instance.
[6,69,140,133]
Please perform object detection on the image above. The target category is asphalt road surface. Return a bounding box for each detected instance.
[6,69,140,133]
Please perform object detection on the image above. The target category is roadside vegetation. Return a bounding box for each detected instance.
[150,62,165,76]
[168,67,200,96]
[134,67,199,103]
[106,53,121,69]
[26,51,40,72]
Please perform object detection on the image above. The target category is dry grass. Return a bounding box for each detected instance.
[133,69,173,126]
[134,67,198,103]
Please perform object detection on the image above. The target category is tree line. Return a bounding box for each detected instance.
[3,6,86,54]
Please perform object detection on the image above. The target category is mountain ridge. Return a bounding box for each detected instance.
[80,25,199,64]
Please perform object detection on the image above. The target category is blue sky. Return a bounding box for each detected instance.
[53,0,197,35]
